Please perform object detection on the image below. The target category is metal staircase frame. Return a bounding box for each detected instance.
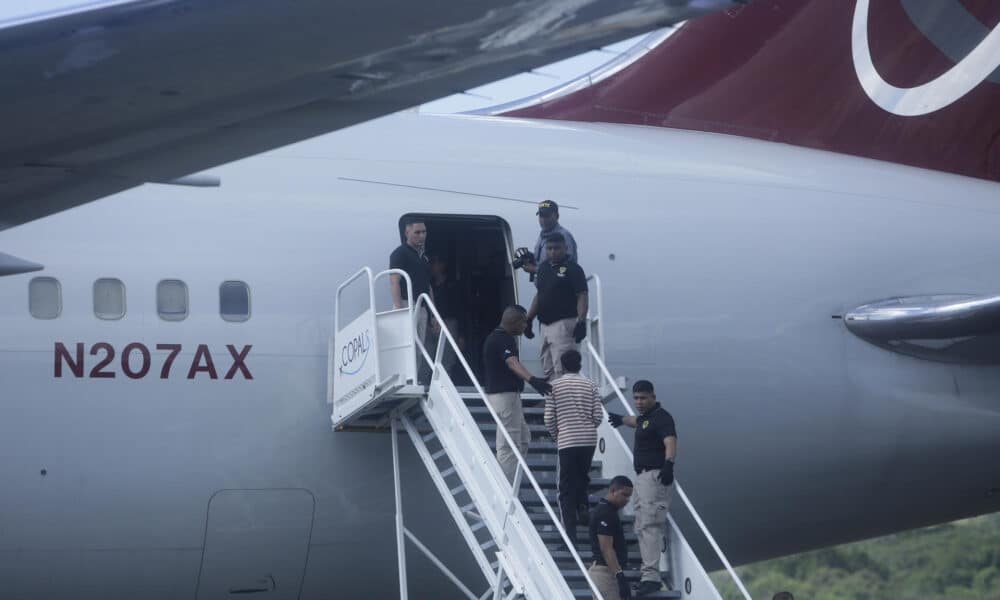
[330,267,751,599]
[584,274,752,600]
[407,292,601,599]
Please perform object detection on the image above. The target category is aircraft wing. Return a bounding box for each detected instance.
[0,0,743,230]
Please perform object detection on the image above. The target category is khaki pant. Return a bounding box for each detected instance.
[588,564,622,600]
[414,305,430,383]
[634,469,673,582]
[540,317,578,379]
[486,392,530,483]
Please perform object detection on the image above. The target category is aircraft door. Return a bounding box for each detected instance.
[196,489,314,599]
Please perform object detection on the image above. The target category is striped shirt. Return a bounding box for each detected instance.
[544,373,603,450]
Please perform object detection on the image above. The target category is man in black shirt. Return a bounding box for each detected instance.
[525,233,588,379]
[389,217,435,384]
[482,305,552,483]
[608,380,677,597]
[588,475,634,600]
[517,200,579,279]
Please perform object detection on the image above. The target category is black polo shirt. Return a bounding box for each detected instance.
[535,260,587,325]
[389,244,431,302]
[482,329,524,394]
[590,498,627,567]
[633,403,677,472]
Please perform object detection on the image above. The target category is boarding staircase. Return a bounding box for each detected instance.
[330,267,751,600]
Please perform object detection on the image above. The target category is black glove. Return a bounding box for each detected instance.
[523,318,535,339]
[512,247,536,269]
[616,571,632,600]
[528,376,552,395]
[658,461,674,487]
[573,319,587,343]
[608,413,624,428]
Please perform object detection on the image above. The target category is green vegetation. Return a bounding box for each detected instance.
[711,512,1000,600]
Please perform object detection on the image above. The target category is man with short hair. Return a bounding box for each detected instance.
[608,381,677,597]
[389,217,435,383]
[482,305,552,483]
[545,349,603,541]
[525,233,588,379]
[520,200,578,276]
[588,475,634,600]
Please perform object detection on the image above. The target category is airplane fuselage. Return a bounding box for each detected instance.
[1,113,998,599]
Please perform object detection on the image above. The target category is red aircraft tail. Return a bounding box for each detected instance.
[502,0,1000,182]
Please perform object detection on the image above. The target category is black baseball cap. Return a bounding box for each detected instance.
[536,200,558,215]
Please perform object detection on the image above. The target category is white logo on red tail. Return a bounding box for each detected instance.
[852,0,1000,116]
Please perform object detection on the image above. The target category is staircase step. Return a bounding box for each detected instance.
[572,589,680,599]
[538,529,638,545]
[478,423,551,436]
[468,406,546,419]
[522,474,611,491]
[560,568,642,581]
[488,440,558,453]
[529,512,634,526]
[458,389,545,402]
[524,457,604,475]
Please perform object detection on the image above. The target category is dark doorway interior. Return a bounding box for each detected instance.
[399,214,516,384]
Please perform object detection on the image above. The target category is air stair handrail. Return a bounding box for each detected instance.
[412,292,604,599]
[584,338,752,600]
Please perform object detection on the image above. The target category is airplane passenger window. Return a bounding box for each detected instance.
[157,279,188,321]
[220,281,250,322]
[93,278,126,320]
[28,277,61,319]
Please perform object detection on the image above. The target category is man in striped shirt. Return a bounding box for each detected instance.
[544,350,604,543]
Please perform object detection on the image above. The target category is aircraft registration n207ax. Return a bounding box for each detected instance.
[0,0,999,598]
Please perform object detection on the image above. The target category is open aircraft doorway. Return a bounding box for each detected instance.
[397,214,517,385]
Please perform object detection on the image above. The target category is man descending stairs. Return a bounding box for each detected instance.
[467,391,679,599]
[331,267,747,599]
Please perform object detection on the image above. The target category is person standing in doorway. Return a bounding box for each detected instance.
[525,233,588,379]
[482,305,552,483]
[389,217,435,384]
[428,252,463,375]
[588,475,634,600]
[545,350,603,544]
[608,380,677,597]
[517,200,578,279]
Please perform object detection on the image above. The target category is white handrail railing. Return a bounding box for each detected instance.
[585,339,752,600]
[412,292,604,600]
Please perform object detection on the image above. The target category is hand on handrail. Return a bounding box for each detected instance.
[410,292,604,597]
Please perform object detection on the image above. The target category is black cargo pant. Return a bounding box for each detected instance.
[557,445,596,543]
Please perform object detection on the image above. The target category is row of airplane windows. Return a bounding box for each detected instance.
[27,277,251,322]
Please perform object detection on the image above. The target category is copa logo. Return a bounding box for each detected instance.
[340,329,372,375]
[852,0,1000,116]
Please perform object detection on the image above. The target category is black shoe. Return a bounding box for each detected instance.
[634,580,663,597]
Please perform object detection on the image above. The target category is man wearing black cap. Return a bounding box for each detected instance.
[518,200,578,277]
[607,380,677,597]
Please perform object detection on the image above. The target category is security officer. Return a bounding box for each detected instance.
[608,380,677,597]
[514,200,578,279]
[389,216,436,384]
[524,233,588,379]
[588,475,634,600]
[482,305,552,483]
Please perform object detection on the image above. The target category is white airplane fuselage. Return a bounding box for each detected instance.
[1,112,998,599]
